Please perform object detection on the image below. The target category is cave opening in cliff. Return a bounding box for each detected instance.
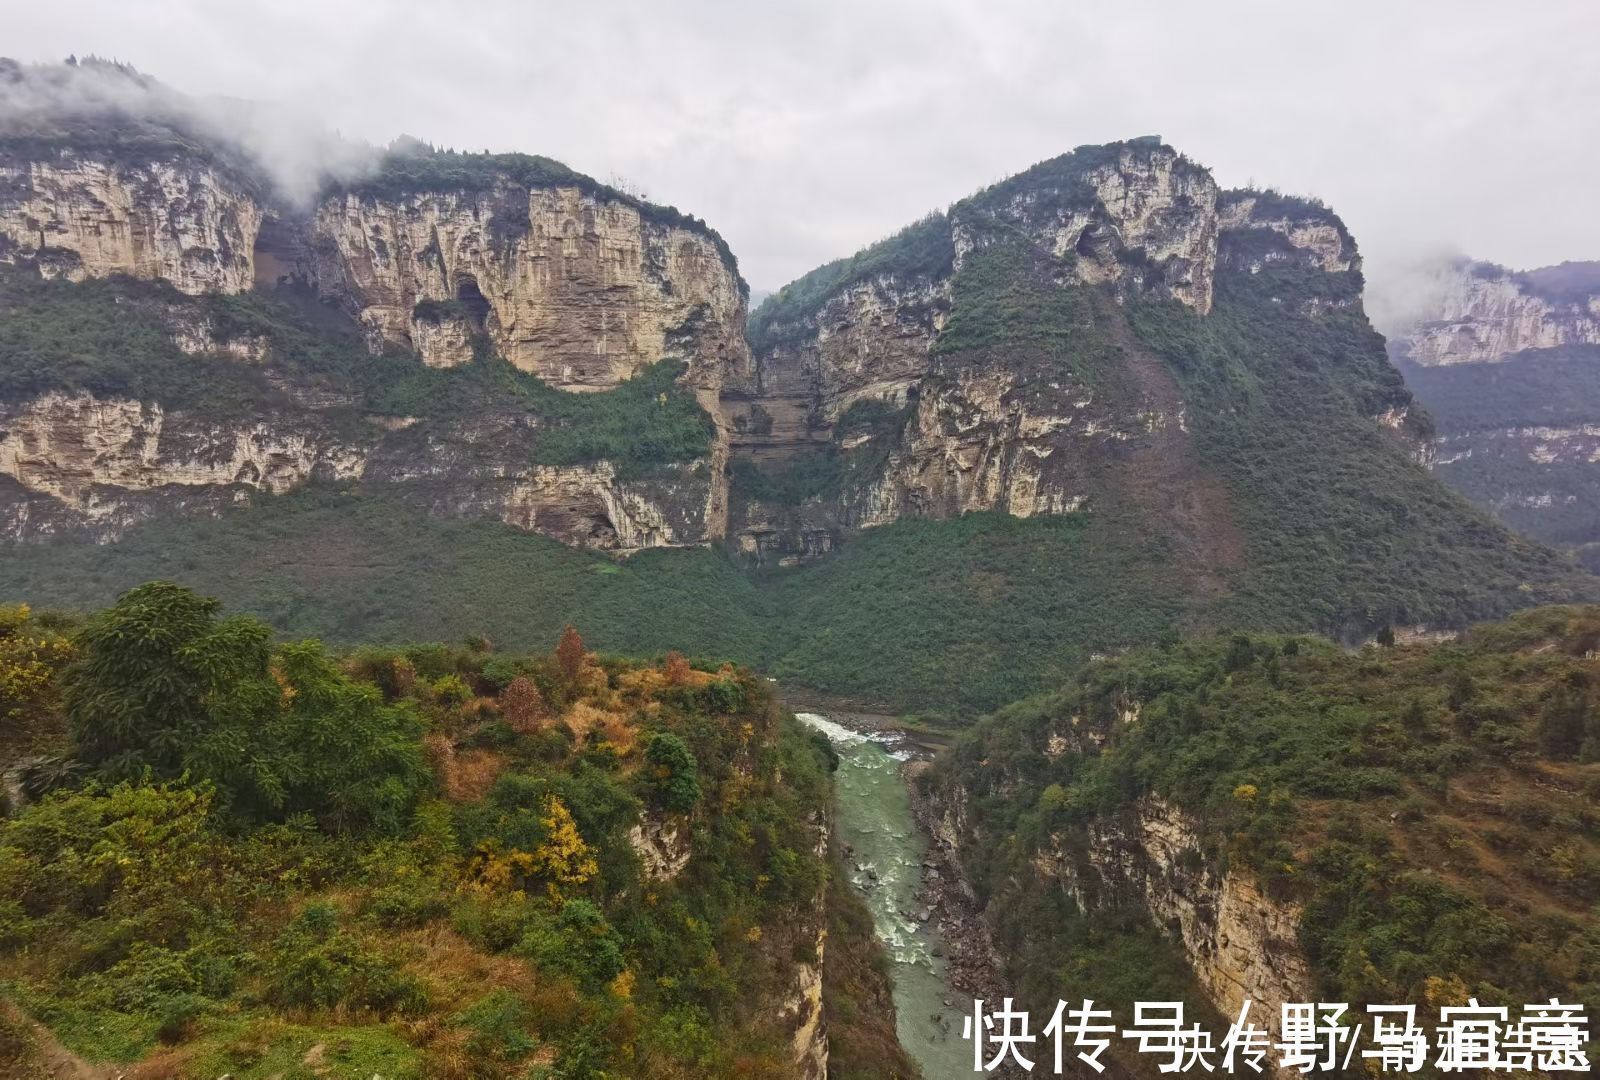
[455,275,492,333]
[252,216,304,290]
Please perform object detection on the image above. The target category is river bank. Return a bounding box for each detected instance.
[798,711,1023,1079]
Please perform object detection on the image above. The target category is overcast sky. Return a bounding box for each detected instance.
[9,0,1598,314]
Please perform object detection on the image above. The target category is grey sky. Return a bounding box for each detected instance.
[8,0,1598,312]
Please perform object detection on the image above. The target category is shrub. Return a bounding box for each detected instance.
[643,733,700,813]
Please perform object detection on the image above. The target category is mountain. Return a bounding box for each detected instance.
[0,61,1592,714]
[926,604,1600,1075]
[1388,257,1600,569]
[0,57,748,551]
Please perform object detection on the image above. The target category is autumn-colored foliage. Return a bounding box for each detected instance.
[555,625,585,686]
[469,795,599,894]
[663,650,691,686]
[499,675,546,733]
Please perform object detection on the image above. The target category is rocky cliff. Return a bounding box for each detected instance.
[1396,259,1600,367]
[926,704,1312,1062]
[1030,796,1314,1025]
[310,182,749,390]
[728,140,1376,566]
[0,94,747,551]
[0,150,263,294]
[1392,258,1600,566]
[0,387,714,549]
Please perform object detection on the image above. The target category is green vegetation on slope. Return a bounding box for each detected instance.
[746,212,953,350]
[0,268,717,474]
[0,585,838,1077]
[1397,346,1600,431]
[767,512,1185,715]
[0,492,775,666]
[939,606,1600,1036]
[1131,264,1590,635]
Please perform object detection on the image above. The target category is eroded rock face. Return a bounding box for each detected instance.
[311,185,750,391]
[729,143,1368,563]
[958,142,1221,312]
[1031,795,1314,1026]
[0,391,714,549]
[1217,194,1358,275]
[0,142,749,551]
[0,392,364,507]
[1390,259,1600,556]
[0,154,262,294]
[626,817,692,881]
[779,808,830,1080]
[1398,261,1600,367]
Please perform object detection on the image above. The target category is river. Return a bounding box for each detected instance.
[798,712,976,1079]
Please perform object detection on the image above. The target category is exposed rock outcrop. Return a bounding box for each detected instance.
[0,153,262,294]
[0,391,713,549]
[310,184,750,391]
[1397,259,1600,367]
[626,816,691,881]
[730,141,1370,564]
[778,808,831,1080]
[1031,795,1314,1023]
[1391,258,1600,560]
[0,137,749,551]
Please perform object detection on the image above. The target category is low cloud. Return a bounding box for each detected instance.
[0,56,377,206]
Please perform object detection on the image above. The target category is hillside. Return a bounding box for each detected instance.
[0,62,1593,714]
[0,584,925,1079]
[1388,257,1600,570]
[927,605,1600,1073]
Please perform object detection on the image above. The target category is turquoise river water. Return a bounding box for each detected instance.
[798,713,976,1079]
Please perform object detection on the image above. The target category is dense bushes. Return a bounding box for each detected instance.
[943,605,1600,1023]
[0,584,836,1077]
[63,582,427,831]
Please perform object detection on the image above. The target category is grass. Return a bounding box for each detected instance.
[0,490,777,666]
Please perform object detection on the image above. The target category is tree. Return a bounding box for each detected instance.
[499,676,545,732]
[556,625,586,686]
[64,582,278,782]
[663,650,691,686]
[62,583,424,832]
[269,640,428,833]
[643,732,700,813]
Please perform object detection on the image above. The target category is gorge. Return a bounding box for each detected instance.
[5,54,1600,1080]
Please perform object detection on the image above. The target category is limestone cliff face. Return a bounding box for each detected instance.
[779,808,830,1080]
[1398,260,1600,367]
[0,152,262,294]
[1217,193,1358,276]
[930,724,1313,1073]
[731,143,1332,564]
[310,184,750,390]
[1030,796,1314,1025]
[0,140,747,552]
[0,391,714,550]
[955,141,1221,312]
[1392,259,1600,557]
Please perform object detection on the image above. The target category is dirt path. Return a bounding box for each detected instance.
[0,999,117,1080]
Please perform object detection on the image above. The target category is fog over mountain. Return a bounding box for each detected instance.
[6,0,1597,310]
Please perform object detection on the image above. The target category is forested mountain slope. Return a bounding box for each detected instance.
[0,59,1591,714]
[928,605,1600,1075]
